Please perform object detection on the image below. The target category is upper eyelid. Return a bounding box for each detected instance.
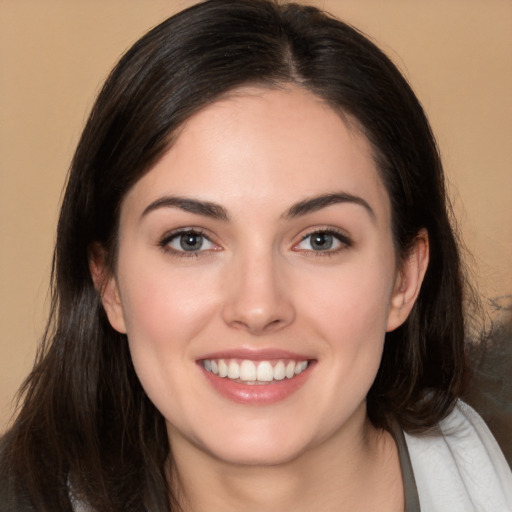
[293,227,353,251]
[158,228,221,259]
[298,226,352,242]
[159,227,217,248]
[160,227,211,241]
[157,226,353,250]
[301,227,348,237]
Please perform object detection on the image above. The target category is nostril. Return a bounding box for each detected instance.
[221,280,296,334]
[226,316,285,335]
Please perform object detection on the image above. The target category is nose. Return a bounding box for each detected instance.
[221,251,295,335]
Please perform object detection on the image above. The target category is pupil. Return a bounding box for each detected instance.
[180,233,202,251]
[311,233,333,251]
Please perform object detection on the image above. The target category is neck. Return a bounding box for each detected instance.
[167,409,404,512]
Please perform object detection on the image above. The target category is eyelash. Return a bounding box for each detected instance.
[294,228,353,257]
[158,228,217,258]
[158,227,353,259]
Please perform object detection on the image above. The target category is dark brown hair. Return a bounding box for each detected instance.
[1,1,466,510]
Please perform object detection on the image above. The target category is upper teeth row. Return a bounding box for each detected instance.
[202,359,309,382]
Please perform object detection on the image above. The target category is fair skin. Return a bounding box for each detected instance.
[93,86,428,511]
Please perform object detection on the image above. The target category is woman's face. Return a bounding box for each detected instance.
[100,86,424,466]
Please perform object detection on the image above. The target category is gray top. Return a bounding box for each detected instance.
[390,421,421,512]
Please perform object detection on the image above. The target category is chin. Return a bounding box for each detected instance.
[209,439,308,467]
[194,421,315,467]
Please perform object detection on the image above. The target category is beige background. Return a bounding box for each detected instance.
[1,0,511,432]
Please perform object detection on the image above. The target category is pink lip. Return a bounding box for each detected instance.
[199,348,311,362]
[198,350,315,405]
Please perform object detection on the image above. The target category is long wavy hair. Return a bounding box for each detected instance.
[1,1,467,510]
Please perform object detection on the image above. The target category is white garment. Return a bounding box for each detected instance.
[405,401,512,511]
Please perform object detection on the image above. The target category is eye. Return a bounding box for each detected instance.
[294,229,351,253]
[160,229,217,255]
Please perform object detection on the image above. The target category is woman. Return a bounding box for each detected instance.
[1,0,511,510]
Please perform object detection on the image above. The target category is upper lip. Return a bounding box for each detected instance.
[198,347,313,362]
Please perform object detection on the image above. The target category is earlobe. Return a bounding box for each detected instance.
[101,276,127,334]
[386,230,429,332]
[88,243,127,334]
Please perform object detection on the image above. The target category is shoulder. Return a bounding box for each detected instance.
[404,400,512,511]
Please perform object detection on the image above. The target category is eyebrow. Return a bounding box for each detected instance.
[141,191,375,223]
[141,196,230,221]
[283,192,375,220]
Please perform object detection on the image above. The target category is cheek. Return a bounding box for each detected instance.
[296,253,396,389]
[115,255,222,394]
[300,260,395,340]
[119,260,219,343]
[115,259,223,420]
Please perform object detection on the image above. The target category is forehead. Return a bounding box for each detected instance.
[122,86,390,223]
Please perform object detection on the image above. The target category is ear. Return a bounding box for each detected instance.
[386,230,429,332]
[88,243,127,334]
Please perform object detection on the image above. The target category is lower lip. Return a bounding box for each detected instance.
[200,363,313,405]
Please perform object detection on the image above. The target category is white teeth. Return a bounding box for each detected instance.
[218,359,228,377]
[202,358,309,382]
[295,361,308,374]
[285,361,295,379]
[227,360,240,379]
[240,360,257,381]
[273,360,286,380]
[256,361,274,382]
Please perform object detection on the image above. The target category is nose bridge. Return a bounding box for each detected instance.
[222,243,294,334]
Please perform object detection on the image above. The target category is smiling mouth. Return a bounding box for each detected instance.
[201,358,310,384]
